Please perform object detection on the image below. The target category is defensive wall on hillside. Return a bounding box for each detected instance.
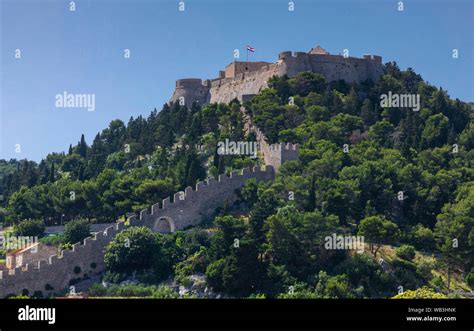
[0,44,319,296]
[242,108,298,172]
[0,166,274,298]
[170,45,383,106]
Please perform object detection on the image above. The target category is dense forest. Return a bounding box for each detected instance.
[1,62,473,298]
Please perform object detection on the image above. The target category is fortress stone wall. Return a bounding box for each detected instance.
[6,243,57,270]
[0,45,319,297]
[224,61,273,78]
[243,108,298,172]
[277,51,382,83]
[170,45,383,106]
[0,166,274,298]
[170,78,211,106]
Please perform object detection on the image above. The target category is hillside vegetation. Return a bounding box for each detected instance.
[0,62,472,298]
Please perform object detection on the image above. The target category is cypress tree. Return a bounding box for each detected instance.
[306,173,316,212]
[78,134,87,158]
[49,162,55,183]
[213,146,220,169]
[41,162,49,184]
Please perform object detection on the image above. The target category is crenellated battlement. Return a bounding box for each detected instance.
[175,78,207,88]
[171,78,211,106]
[0,166,275,298]
[1,45,324,298]
[243,109,299,172]
[170,44,383,106]
[269,142,299,152]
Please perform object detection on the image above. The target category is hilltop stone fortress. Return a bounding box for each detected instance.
[0,45,382,298]
[170,46,383,106]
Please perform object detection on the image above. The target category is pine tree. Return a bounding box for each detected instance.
[25,161,38,187]
[78,165,85,181]
[68,144,73,155]
[345,86,359,115]
[184,149,205,187]
[49,162,55,183]
[361,98,376,127]
[40,161,49,184]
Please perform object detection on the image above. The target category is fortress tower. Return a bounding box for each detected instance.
[170,78,211,106]
[169,45,383,106]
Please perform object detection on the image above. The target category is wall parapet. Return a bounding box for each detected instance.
[242,107,299,172]
[170,45,382,106]
[0,165,275,298]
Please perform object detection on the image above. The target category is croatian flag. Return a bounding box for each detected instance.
[247,45,255,52]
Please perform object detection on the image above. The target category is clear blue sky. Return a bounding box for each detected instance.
[1,0,473,161]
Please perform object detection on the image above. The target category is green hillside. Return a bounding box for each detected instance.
[1,61,472,298]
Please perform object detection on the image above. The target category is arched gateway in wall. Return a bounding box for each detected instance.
[154,217,176,233]
[0,166,281,297]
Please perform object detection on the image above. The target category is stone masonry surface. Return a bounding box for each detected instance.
[170,45,383,106]
[0,166,275,298]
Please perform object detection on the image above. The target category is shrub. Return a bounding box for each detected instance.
[40,234,64,247]
[206,239,263,297]
[334,253,383,290]
[8,295,30,299]
[88,283,107,296]
[324,274,356,299]
[174,260,193,285]
[175,229,211,256]
[465,273,474,289]
[88,283,179,298]
[408,224,436,250]
[205,259,226,292]
[415,257,436,281]
[392,286,447,299]
[278,289,320,299]
[430,275,445,291]
[395,245,416,260]
[105,227,157,273]
[109,284,155,297]
[59,243,73,251]
[104,227,174,282]
[390,258,424,290]
[14,219,45,237]
[63,220,90,244]
[32,291,43,298]
[392,258,417,271]
[151,285,180,299]
[102,271,127,284]
[174,247,207,284]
